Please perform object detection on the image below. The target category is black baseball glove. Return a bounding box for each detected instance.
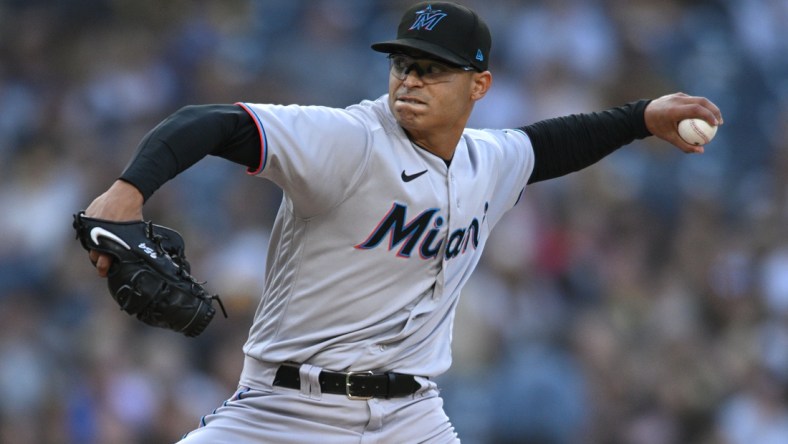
[73,212,226,337]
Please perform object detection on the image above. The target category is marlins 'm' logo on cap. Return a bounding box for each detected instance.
[409,5,447,31]
[371,1,492,71]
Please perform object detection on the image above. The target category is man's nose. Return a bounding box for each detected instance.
[402,65,424,86]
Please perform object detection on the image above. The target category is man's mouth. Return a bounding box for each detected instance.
[396,96,426,105]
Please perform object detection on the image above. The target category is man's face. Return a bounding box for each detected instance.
[387,52,482,137]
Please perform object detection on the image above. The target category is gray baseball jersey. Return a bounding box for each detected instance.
[236,95,534,380]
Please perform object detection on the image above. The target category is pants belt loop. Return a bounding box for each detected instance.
[298,364,323,400]
[308,365,323,400]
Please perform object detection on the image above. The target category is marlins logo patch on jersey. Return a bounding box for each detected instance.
[409,5,447,31]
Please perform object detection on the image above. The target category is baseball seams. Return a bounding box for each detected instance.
[678,118,717,146]
[688,119,710,145]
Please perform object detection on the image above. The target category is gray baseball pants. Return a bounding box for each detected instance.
[177,361,459,443]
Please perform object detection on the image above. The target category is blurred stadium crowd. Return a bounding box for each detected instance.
[0,0,786,443]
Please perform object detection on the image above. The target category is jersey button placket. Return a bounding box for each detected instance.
[450,172,460,209]
[433,170,452,301]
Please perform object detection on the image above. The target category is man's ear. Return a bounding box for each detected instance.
[471,71,492,101]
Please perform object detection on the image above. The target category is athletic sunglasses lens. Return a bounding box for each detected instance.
[388,54,474,84]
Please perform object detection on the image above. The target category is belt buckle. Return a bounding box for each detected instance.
[345,371,374,400]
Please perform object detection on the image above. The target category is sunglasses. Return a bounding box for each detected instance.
[388,54,476,84]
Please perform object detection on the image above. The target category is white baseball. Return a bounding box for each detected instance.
[677,118,717,146]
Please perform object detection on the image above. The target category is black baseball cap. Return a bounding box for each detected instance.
[371,2,491,72]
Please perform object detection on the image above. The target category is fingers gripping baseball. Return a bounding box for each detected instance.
[644,92,723,153]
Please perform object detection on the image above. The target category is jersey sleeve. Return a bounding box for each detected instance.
[496,128,534,208]
[470,128,535,227]
[237,102,371,217]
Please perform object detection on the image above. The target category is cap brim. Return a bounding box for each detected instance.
[371,38,468,67]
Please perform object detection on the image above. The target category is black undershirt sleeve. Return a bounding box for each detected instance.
[521,100,652,184]
[119,104,261,202]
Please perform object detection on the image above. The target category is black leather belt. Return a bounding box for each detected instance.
[273,363,422,400]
